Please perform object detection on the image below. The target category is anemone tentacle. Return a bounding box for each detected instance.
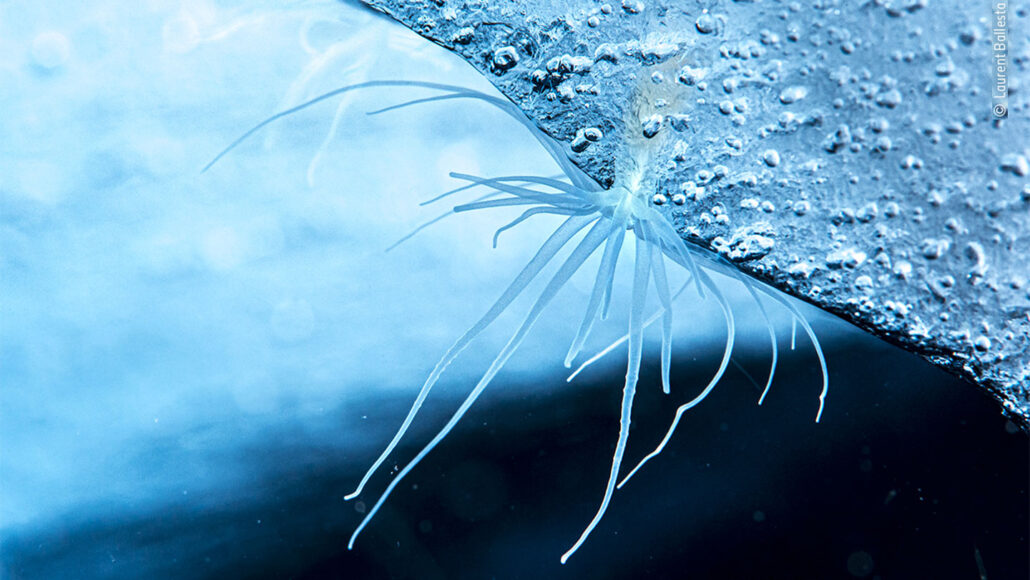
[387,190,501,252]
[419,180,483,206]
[350,215,612,549]
[453,197,564,212]
[560,222,651,565]
[564,195,632,368]
[747,288,779,406]
[344,213,597,501]
[493,206,591,248]
[359,87,597,191]
[565,276,693,384]
[791,317,797,350]
[449,172,594,206]
[391,176,586,251]
[640,220,675,395]
[616,265,737,489]
[203,79,596,192]
[639,207,707,300]
[755,289,828,422]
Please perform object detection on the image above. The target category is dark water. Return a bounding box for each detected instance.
[2,325,1026,580]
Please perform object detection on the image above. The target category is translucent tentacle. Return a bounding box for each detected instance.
[205,80,486,172]
[344,214,596,501]
[451,174,580,195]
[639,208,707,300]
[566,277,693,383]
[598,210,631,322]
[560,224,651,565]
[453,197,554,213]
[420,175,564,207]
[392,175,581,253]
[203,79,594,186]
[681,247,827,421]
[617,268,736,489]
[449,172,589,209]
[387,209,453,253]
[366,93,469,116]
[564,196,631,366]
[387,191,500,252]
[489,175,584,196]
[734,278,778,405]
[420,181,481,206]
[758,290,829,422]
[285,80,595,190]
[493,207,590,249]
[306,97,349,187]
[699,253,779,405]
[361,87,595,191]
[644,223,675,395]
[730,357,763,392]
[566,334,630,383]
[349,217,611,550]
[281,22,372,181]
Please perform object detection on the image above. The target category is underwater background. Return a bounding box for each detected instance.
[1,1,1026,578]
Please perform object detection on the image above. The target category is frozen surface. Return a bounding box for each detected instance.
[359,0,1030,427]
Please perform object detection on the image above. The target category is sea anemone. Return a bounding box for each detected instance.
[205,80,828,563]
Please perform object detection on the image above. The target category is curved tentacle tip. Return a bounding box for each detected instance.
[815,398,826,423]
